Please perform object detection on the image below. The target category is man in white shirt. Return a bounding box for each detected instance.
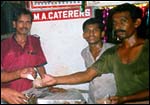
[81,18,116,104]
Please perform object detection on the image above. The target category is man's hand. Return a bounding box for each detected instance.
[1,88,27,104]
[33,74,57,88]
[41,74,57,87]
[96,96,125,104]
[109,96,125,104]
[19,67,37,79]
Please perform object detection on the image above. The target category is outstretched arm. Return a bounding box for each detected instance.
[41,67,98,87]
[56,67,98,84]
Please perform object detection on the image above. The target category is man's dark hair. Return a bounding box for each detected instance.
[13,8,33,22]
[109,3,143,22]
[82,18,104,31]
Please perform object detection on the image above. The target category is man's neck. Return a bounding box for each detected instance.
[14,34,27,47]
[89,42,103,52]
[89,42,103,60]
[121,35,144,48]
[15,33,27,40]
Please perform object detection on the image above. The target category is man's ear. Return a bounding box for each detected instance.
[134,18,142,28]
[82,32,86,39]
[101,31,105,38]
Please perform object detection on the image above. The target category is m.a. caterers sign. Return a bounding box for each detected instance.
[32,7,92,22]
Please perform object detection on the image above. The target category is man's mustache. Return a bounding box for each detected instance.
[114,30,126,34]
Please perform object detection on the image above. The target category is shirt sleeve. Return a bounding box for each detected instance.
[36,38,47,67]
[90,49,114,76]
[30,35,47,67]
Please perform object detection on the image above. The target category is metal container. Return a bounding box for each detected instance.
[23,88,86,104]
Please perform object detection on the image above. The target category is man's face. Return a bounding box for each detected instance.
[83,24,102,44]
[112,11,137,41]
[13,14,32,35]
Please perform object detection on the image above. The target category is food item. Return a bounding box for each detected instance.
[48,87,67,93]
